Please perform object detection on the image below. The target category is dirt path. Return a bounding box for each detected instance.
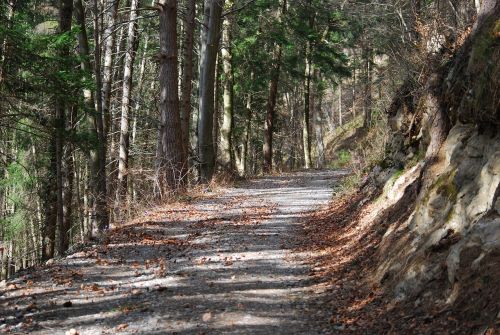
[0,170,343,335]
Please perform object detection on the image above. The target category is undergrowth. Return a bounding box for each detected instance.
[327,109,390,196]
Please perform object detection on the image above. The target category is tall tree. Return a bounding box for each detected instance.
[116,0,139,208]
[302,0,314,169]
[101,0,121,136]
[362,40,372,128]
[219,2,234,169]
[197,0,225,182]
[180,0,196,163]
[263,0,286,173]
[156,0,185,192]
[92,0,110,232]
[313,71,325,168]
[55,0,73,254]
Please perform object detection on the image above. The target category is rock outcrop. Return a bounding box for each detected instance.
[369,0,499,326]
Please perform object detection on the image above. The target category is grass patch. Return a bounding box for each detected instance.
[329,149,352,169]
[332,173,362,196]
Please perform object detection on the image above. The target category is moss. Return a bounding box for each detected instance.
[492,19,500,37]
[420,169,458,205]
[433,169,458,203]
[471,18,497,63]
[444,207,456,223]
[388,169,405,186]
[405,150,425,169]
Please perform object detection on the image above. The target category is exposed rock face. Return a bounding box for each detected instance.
[376,125,499,298]
[370,0,499,323]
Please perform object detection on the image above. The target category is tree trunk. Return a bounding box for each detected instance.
[338,82,342,126]
[239,92,252,175]
[55,0,73,255]
[180,0,196,163]
[42,142,57,260]
[352,65,356,117]
[363,41,373,128]
[197,0,225,182]
[156,0,185,192]
[303,42,312,169]
[263,46,281,173]
[0,0,16,85]
[262,0,286,173]
[116,0,139,211]
[194,0,210,158]
[219,4,234,169]
[314,77,325,168]
[102,0,121,137]
[92,0,110,232]
[61,108,76,253]
[75,0,109,236]
[213,52,221,158]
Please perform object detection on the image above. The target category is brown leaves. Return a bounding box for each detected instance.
[223,257,233,266]
[50,267,83,287]
[116,323,128,331]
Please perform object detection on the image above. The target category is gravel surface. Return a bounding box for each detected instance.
[0,170,343,335]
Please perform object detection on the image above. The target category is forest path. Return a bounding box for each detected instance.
[0,170,343,335]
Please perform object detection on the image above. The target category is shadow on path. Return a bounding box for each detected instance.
[0,170,344,335]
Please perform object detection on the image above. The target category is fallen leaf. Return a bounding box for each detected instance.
[202,312,212,322]
[116,323,128,331]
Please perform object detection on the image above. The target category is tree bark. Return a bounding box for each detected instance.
[303,0,314,169]
[156,0,185,192]
[75,0,108,236]
[116,0,139,210]
[42,142,57,260]
[61,106,76,253]
[213,52,221,158]
[239,92,252,175]
[101,0,120,137]
[55,0,73,255]
[194,0,210,156]
[180,0,196,163]
[352,66,356,117]
[92,0,110,232]
[263,46,281,173]
[197,0,225,182]
[303,41,312,169]
[0,0,16,85]
[263,0,286,173]
[314,75,325,168]
[363,41,373,128]
[219,3,234,169]
[338,82,342,126]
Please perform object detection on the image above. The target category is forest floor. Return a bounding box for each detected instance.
[0,170,354,335]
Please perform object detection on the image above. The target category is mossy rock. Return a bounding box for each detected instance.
[433,169,459,203]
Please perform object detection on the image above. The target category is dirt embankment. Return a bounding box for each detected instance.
[299,2,499,333]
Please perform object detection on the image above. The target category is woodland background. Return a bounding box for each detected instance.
[0,0,492,281]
